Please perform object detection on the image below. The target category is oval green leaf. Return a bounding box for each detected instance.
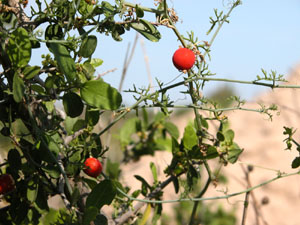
[7,148,22,170]
[85,179,116,210]
[23,66,41,79]
[79,35,98,58]
[7,27,32,67]
[63,92,84,118]
[130,19,161,42]
[45,24,63,48]
[27,179,39,203]
[183,124,198,150]
[80,80,122,110]
[13,72,25,103]
[164,122,179,140]
[49,43,76,82]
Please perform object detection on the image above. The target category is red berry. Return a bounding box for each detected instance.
[0,174,15,195]
[172,48,196,70]
[83,158,102,178]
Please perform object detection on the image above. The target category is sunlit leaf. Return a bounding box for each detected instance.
[79,35,97,58]
[130,19,161,42]
[7,27,31,67]
[13,72,25,103]
[49,43,76,82]
[80,80,122,109]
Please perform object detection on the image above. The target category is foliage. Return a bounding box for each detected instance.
[0,0,298,225]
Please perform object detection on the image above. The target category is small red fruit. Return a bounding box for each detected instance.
[83,158,102,178]
[172,47,196,71]
[0,174,15,195]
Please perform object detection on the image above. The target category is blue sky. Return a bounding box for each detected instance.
[26,0,300,105]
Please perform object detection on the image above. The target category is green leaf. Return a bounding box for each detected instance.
[42,164,60,179]
[23,66,41,79]
[224,129,234,142]
[83,206,98,225]
[30,39,41,48]
[49,43,76,82]
[44,101,55,113]
[152,204,162,225]
[83,178,98,189]
[94,214,108,225]
[172,177,179,194]
[217,131,225,142]
[79,35,97,58]
[85,179,116,209]
[45,24,63,48]
[7,27,32,67]
[228,143,243,164]
[150,162,158,183]
[82,61,96,79]
[164,122,179,139]
[63,92,84,118]
[171,137,180,155]
[27,179,39,203]
[79,0,94,16]
[187,164,198,188]
[7,148,21,170]
[183,124,198,150]
[199,116,209,129]
[189,145,219,160]
[291,157,300,169]
[134,175,151,196]
[130,19,161,42]
[135,4,144,18]
[101,1,115,17]
[90,58,103,68]
[64,116,78,134]
[206,146,219,159]
[35,185,49,211]
[31,84,45,94]
[80,79,122,109]
[13,72,25,103]
[132,189,141,198]
[85,107,100,126]
[72,119,86,132]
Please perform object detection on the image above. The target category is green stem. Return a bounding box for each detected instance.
[98,74,298,138]
[117,170,300,204]
[133,104,273,114]
[199,1,241,72]
[123,1,162,14]
[189,161,213,225]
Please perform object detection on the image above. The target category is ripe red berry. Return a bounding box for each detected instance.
[83,158,103,178]
[172,48,196,71]
[0,174,15,195]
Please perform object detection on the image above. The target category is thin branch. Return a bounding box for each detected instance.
[57,155,72,210]
[114,175,178,225]
[189,161,213,225]
[241,165,251,225]
[115,171,300,204]
[123,1,163,14]
[95,68,117,79]
[63,128,86,146]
